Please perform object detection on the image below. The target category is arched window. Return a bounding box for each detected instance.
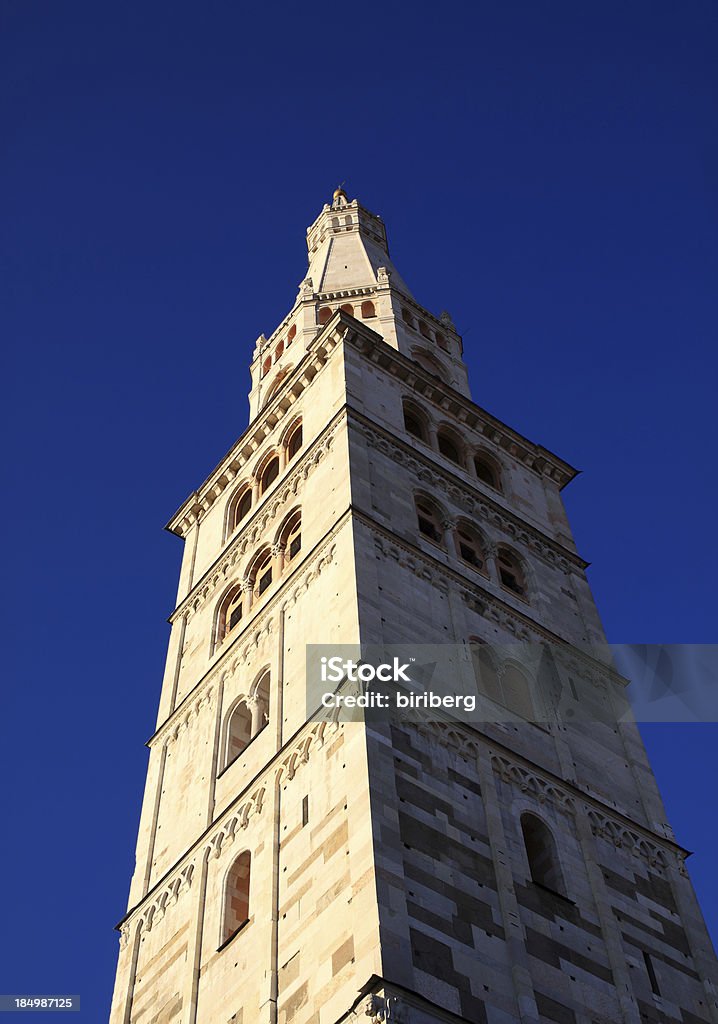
[285,421,302,462]
[260,456,280,494]
[521,815,565,896]
[231,487,252,532]
[437,428,463,466]
[274,341,284,361]
[436,331,448,351]
[402,307,414,327]
[318,307,332,325]
[470,643,534,720]
[225,588,244,636]
[287,324,297,344]
[221,851,251,946]
[455,524,485,572]
[253,670,270,736]
[224,700,252,767]
[403,401,429,443]
[415,498,444,545]
[217,585,245,647]
[419,320,432,340]
[340,303,354,316]
[280,510,302,566]
[262,370,291,409]
[474,454,501,491]
[497,547,527,598]
[361,300,376,318]
[222,672,270,772]
[252,548,273,599]
[502,663,535,720]
[470,641,502,705]
[262,356,272,376]
[412,348,444,378]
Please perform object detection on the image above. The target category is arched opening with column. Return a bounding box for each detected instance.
[247,545,274,604]
[454,521,487,574]
[251,669,270,739]
[276,508,302,572]
[214,583,246,651]
[220,669,271,773]
[496,546,528,599]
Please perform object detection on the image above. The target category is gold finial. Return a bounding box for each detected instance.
[333,183,347,201]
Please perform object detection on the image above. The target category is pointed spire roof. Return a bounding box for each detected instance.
[304,189,414,298]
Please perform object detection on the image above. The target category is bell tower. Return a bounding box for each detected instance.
[110,192,718,1024]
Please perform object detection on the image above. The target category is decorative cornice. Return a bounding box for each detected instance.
[164,681,217,749]
[351,412,587,572]
[169,412,343,624]
[585,809,675,874]
[408,721,688,876]
[490,751,576,816]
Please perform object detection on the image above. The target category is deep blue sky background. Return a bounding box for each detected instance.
[1,1,716,1018]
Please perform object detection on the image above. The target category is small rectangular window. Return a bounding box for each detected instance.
[290,534,301,559]
[229,606,243,630]
[302,795,309,827]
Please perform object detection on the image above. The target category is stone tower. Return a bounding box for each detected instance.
[110,190,718,1024]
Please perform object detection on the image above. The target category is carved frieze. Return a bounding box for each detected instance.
[407,721,688,879]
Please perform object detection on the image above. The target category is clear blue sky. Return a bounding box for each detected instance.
[1,1,716,1018]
